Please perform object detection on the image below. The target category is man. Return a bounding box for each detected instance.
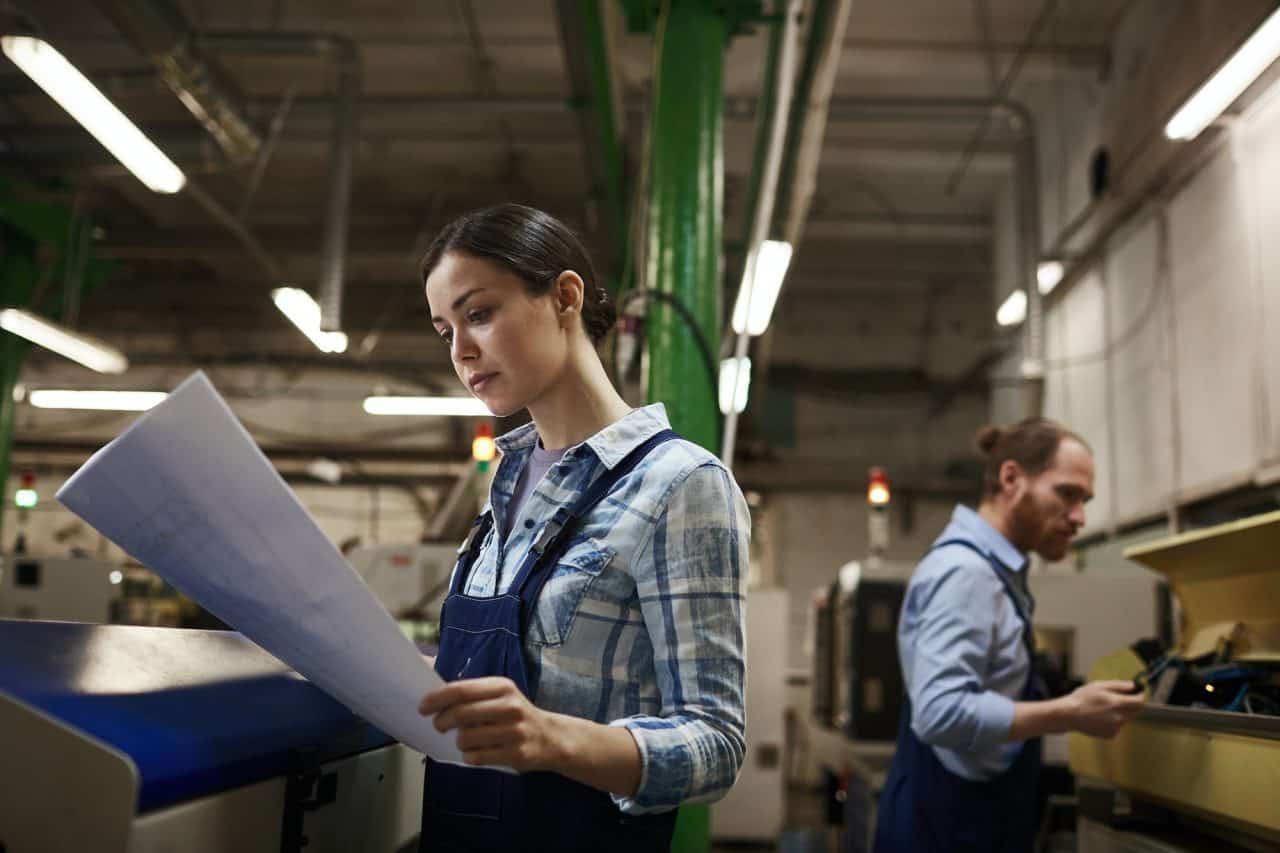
[873,418,1145,853]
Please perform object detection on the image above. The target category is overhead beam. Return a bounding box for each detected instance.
[766,363,988,398]
[10,440,469,491]
[804,215,992,243]
[12,439,471,466]
[733,460,978,496]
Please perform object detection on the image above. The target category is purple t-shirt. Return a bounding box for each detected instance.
[501,441,567,540]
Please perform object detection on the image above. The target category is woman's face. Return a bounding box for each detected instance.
[425,252,569,417]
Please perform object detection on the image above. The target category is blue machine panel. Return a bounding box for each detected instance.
[0,620,394,812]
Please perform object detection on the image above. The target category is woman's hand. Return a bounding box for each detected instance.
[419,676,561,771]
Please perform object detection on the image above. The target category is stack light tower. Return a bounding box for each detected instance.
[867,467,891,566]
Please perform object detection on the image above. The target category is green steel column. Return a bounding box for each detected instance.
[0,243,39,550]
[0,191,107,548]
[643,0,726,453]
[641,5,727,848]
[0,335,28,532]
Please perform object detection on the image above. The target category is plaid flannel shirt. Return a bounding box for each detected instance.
[457,403,749,814]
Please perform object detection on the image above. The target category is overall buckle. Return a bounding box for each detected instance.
[532,507,574,555]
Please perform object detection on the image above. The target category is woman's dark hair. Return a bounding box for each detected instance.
[419,203,616,345]
[976,417,1090,498]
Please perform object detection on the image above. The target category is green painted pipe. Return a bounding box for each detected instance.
[643,0,726,454]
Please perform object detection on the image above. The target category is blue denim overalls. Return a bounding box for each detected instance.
[420,430,680,853]
[873,539,1046,853]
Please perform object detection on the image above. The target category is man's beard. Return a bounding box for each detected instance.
[1008,491,1043,555]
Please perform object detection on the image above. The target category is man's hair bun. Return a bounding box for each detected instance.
[975,425,1004,455]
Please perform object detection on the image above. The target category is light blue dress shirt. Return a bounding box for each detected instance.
[897,505,1034,781]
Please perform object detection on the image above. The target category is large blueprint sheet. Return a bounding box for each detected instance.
[57,372,463,763]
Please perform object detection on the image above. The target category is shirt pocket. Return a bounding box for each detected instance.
[526,537,617,648]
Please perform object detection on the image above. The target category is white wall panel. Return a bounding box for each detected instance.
[1166,148,1258,494]
[1238,89,1280,463]
[1051,271,1113,533]
[1105,219,1174,521]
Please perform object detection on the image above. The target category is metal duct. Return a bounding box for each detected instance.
[720,0,804,467]
[94,0,261,162]
[199,32,361,333]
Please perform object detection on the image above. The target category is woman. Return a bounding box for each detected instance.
[414,204,749,852]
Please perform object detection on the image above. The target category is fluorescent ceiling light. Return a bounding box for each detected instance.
[363,396,492,417]
[1164,8,1280,141]
[1037,260,1065,295]
[0,308,129,373]
[29,389,166,411]
[996,289,1027,327]
[1,36,186,193]
[306,458,343,485]
[732,240,793,336]
[719,357,751,415]
[272,287,348,354]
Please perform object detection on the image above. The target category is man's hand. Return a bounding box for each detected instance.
[1063,680,1146,738]
[419,677,561,771]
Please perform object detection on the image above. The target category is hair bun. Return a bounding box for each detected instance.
[975,425,1004,455]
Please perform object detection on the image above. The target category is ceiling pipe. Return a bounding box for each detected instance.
[744,0,853,433]
[720,0,804,467]
[92,0,261,162]
[198,32,362,333]
[777,0,854,249]
[181,179,287,281]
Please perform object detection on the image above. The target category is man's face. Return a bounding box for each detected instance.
[1006,439,1095,561]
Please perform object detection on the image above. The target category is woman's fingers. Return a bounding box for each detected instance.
[419,676,516,716]
[456,723,517,753]
[433,696,524,733]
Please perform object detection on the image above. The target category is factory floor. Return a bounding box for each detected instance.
[709,784,1080,853]
[711,783,836,853]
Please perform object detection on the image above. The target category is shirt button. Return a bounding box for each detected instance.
[524,519,535,529]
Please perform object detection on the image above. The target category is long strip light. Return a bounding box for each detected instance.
[1165,8,1280,141]
[0,308,129,373]
[719,357,751,415]
[1,36,186,194]
[731,240,793,336]
[1037,260,1065,296]
[996,289,1027,327]
[29,389,165,411]
[363,396,492,417]
[272,287,348,353]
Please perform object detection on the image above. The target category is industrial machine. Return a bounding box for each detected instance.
[810,582,837,729]
[1069,511,1280,850]
[829,561,908,742]
[0,556,122,623]
[0,620,425,853]
[346,543,458,619]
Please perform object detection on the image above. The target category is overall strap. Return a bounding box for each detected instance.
[928,538,1036,663]
[509,429,681,607]
[448,510,494,597]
